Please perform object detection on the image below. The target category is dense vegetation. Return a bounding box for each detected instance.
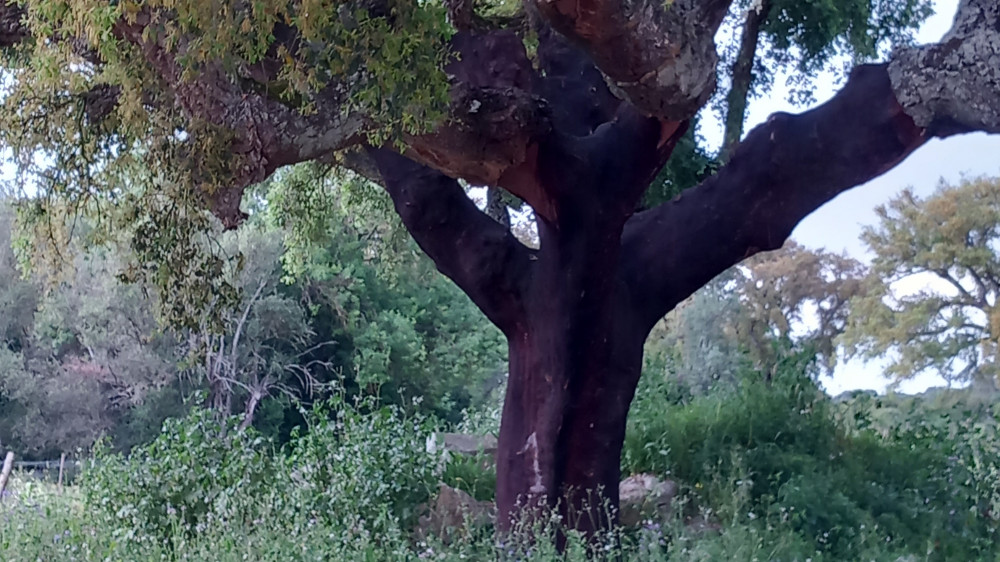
[0,168,507,459]
[3,0,996,530]
[3,171,1000,559]
[2,359,997,560]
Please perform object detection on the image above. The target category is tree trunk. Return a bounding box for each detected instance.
[372,61,938,543]
[491,128,665,535]
[370,114,678,540]
[497,302,646,535]
[721,0,769,161]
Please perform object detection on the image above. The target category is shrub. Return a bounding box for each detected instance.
[282,396,442,535]
[81,396,442,555]
[623,352,1000,560]
[83,408,276,547]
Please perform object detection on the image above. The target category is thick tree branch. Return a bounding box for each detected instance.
[7,3,557,227]
[114,16,366,227]
[5,2,633,229]
[619,64,928,330]
[534,0,733,119]
[621,0,1000,331]
[888,0,1000,135]
[368,148,534,334]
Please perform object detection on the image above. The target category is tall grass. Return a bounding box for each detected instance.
[2,368,998,561]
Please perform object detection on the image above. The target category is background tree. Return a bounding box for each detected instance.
[262,165,508,424]
[844,176,1000,391]
[731,241,866,376]
[183,226,328,430]
[0,228,179,457]
[643,268,746,393]
[0,175,508,455]
[0,0,998,536]
[645,242,865,392]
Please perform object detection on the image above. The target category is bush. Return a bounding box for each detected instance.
[84,408,277,547]
[80,396,442,557]
[5,359,999,561]
[282,396,442,535]
[623,352,1000,560]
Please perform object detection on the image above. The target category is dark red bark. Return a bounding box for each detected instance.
[621,64,928,333]
[372,61,938,538]
[374,101,687,534]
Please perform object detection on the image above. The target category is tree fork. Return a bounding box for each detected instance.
[375,108,685,535]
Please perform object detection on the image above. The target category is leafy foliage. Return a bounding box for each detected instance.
[844,176,1000,389]
[644,242,865,392]
[624,352,1000,560]
[642,118,719,208]
[260,167,507,424]
[84,407,277,545]
[760,0,932,74]
[0,181,506,455]
[0,0,455,326]
[718,0,932,110]
[84,396,442,549]
[4,366,998,561]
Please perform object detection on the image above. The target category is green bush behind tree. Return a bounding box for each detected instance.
[0,172,507,458]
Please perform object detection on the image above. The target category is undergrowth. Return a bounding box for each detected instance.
[1,364,998,561]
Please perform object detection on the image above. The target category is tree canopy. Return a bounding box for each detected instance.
[645,241,865,392]
[844,176,1000,390]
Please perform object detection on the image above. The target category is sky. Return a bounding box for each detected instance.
[705,0,1000,395]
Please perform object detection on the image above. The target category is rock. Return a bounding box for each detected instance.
[435,433,498,457]
[414,483,495,544]
[618,473,677,527]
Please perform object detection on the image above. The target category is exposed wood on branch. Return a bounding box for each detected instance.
[534,0,733,119]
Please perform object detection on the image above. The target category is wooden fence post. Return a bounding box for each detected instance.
[0,451,14,501]
[58,453,66,492]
